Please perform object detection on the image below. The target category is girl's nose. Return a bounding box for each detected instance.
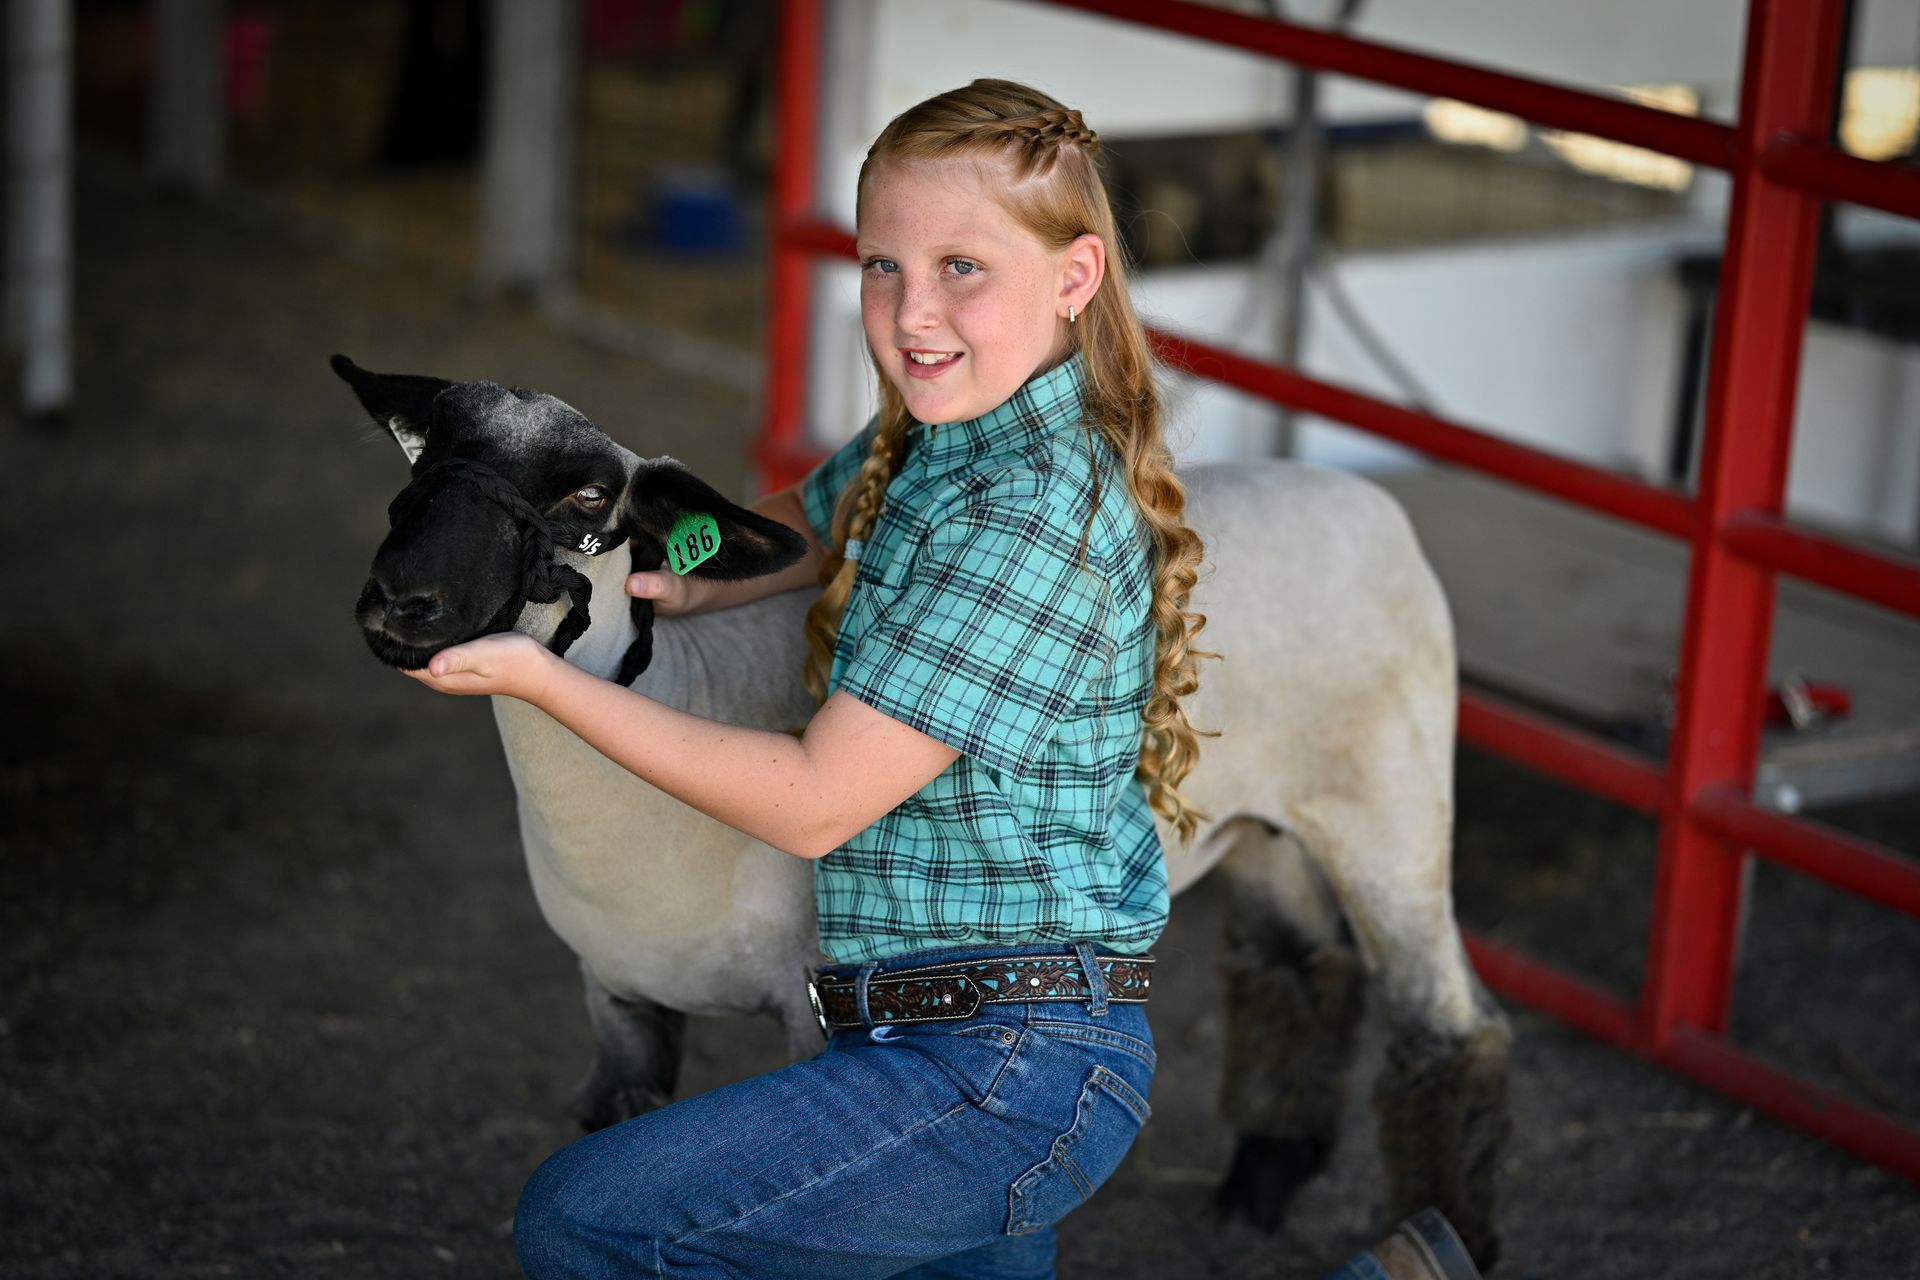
[896,275,939,334]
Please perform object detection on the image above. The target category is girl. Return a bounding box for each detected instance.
[408,80,1473,1280]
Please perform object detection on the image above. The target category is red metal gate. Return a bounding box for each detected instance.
[756,0,1920,1179]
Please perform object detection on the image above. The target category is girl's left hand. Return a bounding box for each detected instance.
[403,631,556,701]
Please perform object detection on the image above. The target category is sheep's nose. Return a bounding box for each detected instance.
[358,576,448,631]
[384,587,448,628]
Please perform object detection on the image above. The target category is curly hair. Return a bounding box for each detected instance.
[802,79,1216,842]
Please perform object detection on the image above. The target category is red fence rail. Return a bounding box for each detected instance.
[759,0,1920,1180]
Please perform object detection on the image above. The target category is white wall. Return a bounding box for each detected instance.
[1135,221,1716,476]
[1790,323,1920,544]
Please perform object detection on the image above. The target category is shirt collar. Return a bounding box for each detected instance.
[910,354,1086,478]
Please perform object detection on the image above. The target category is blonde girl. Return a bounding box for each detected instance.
[409,79,1207,1278]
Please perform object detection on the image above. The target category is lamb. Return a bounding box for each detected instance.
[333,353,1512,1265]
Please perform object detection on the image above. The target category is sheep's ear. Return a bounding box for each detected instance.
[618,458,809,582]
[330,354,450,465]
[608,459,808,688]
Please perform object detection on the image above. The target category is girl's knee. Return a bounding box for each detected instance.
[513,1148,584,1278]
[515,1141,661,1279]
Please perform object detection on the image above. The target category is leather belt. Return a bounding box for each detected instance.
[808,953,1154,1037]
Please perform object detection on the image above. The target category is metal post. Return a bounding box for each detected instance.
[755,0,823,495]
[149,0,225,189]
[1640,0,1846,1042]
[478,0,580,294]
[7,0,72,421]
[1271,62,1322,458]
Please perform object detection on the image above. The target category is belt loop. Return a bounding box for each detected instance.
[854,962,881,1029]
[1074,942,1110,1017]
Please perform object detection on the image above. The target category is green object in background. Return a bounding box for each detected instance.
[666,512,722,575]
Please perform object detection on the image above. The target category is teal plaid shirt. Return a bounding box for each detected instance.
[800,356,1168,965]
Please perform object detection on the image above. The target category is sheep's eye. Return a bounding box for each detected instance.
[573,485,609,510]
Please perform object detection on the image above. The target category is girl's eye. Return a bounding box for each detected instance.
[864,257,898,275]
[947,259,978,276]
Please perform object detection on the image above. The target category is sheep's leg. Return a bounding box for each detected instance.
[1297,781,1512,1270]
[1370,1010,1510,1270]
[573,964,686,1132]
[1213,821,1367,1230]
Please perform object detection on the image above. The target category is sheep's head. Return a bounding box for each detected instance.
[333,354,807,681]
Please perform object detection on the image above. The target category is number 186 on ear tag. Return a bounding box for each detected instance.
[666,512,722,575]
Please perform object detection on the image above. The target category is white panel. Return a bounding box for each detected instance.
[1287,227,1717,475]
[1789,326,1920,546]
[1343,0,1747,102]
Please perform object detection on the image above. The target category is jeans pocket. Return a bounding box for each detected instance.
[1005,1064,1152,1236]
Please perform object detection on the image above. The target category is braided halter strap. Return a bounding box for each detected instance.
[385,457,624,659]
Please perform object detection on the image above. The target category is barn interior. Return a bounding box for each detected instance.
[4,2,1918,1277]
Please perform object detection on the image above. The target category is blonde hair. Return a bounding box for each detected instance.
[802,79,1216,842]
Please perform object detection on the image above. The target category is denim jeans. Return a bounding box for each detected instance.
[515,943,1156,1279]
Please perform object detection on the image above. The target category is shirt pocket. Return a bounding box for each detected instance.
[1005,1064,1152,1236]
[830,543,897,666]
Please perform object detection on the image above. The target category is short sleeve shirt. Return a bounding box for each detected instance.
[799,356,1168,965]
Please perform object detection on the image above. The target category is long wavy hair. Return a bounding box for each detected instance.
[801,79,1216,842]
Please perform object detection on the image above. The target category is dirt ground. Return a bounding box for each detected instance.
[3,165,1916,1279]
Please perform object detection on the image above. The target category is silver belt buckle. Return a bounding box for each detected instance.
[806,977,830,1040]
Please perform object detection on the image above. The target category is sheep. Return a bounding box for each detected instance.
[333,354,1512,1265]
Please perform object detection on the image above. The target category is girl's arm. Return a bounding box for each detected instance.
[404,633,958,860]
[629,484,827,616]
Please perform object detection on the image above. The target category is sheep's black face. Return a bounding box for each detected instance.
[349,377,631,669]
[334,354,810,681]
[357,470,527,669]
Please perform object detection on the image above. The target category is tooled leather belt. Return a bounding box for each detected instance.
[808,953,1154,1037]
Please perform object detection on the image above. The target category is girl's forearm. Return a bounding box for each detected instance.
[523,658,841,859]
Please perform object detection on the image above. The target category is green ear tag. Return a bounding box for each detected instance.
[665,512,722,575]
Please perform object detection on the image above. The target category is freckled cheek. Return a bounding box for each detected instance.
[950,283,1052,359]
[859,288,895,344]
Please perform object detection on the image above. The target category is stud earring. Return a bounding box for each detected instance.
[1067,304,1076,325]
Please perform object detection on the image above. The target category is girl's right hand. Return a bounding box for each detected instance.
[626,563,709,616]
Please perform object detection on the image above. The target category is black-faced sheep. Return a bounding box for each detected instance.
[335,355,1511,1265]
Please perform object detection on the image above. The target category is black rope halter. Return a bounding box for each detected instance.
[386,457,624,659]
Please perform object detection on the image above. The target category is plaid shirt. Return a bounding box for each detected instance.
[800,356,1168,965]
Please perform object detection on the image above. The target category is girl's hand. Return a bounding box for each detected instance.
[626,561,711,617]
[403,631,557,701]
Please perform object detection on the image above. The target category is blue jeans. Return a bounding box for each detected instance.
[515,943,1155,1279]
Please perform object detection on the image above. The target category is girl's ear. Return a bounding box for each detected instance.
[1056,233,1107,320]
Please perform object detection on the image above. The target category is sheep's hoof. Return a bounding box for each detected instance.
[572,1078,671,1133]
[1214,1133,1329,1231]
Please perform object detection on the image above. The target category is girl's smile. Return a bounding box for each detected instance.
[902,348,962,377]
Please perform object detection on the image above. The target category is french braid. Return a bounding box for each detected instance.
[802,80,1217,842]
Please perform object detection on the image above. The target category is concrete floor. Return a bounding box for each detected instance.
[2,164,1916,1279]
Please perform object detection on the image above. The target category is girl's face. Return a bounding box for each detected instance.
[857,159,1090,426]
